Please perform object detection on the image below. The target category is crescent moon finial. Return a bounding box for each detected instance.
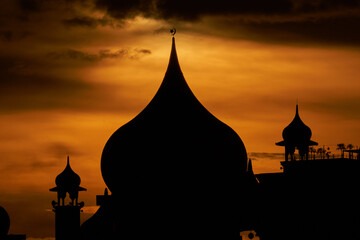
[170,28,176,36]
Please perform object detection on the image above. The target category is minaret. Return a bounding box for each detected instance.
[276,105,318,161]
[50,156,86,240]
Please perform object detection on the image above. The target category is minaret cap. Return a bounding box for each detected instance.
[55,156,81,188]
[276,105,318,147]
[282,104,312,143]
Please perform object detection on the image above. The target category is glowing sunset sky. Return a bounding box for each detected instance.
[0,0,360,238]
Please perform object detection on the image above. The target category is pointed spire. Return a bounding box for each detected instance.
[67,155,70,167]
[247,159,254,174]
[150,35,196,102]
[295,104,299,117]
[165,37,182,76]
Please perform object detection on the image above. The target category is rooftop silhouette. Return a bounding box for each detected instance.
[256,106,360,240]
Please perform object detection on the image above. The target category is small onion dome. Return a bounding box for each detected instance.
[0,206,10,237]
[278,105,317,146]
[55,156,81,189]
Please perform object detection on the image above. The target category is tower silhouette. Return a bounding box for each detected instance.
[50,156,86,240]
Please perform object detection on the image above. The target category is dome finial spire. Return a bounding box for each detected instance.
[165,30,182,76]
[170,27,176,36]
[296,103,299,116]
[296,98,299,114]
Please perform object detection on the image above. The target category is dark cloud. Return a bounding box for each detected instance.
[249,152,284,161]
[30,159,59,169]
[95,0,156,19]
[0,30,33,42]
[17,0,90,12]
[0,53,150,113]
[46,142,82,159]
[62,16,113,28]
[94,0,294,21]
[136,48,151,54]
[18,0,41,12]
[47,49,122,62]
[0,76,90,113]
[94,0,360,21]
[308,96,360,120]
[0,30,12,41]
[93,0,360,46]
[215,14,360,46]
[0,153,58,173]
[0,56,92,112]
[8,0,360,46]
[47,48,151,62]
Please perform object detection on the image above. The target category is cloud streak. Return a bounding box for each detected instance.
[47,48,151,62]
[249,152,284,161]
[62,16,114,28]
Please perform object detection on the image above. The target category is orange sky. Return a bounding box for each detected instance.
[0,0,360,238]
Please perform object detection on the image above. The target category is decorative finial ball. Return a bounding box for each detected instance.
[170,28,176,36]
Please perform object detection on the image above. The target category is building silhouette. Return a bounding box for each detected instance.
[47,34,360,240]
[257,106,360,240]
[50,156,86,240]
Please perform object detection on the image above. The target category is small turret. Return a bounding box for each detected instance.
[276,105,318,161]
[50,156,86,206]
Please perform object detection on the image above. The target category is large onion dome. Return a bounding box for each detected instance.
[101,37,247,194]
[96,37,248,239]
[0,206,10,238]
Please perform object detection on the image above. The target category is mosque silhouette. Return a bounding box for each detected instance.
[51,35,360,240]
[1,33,359,240]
